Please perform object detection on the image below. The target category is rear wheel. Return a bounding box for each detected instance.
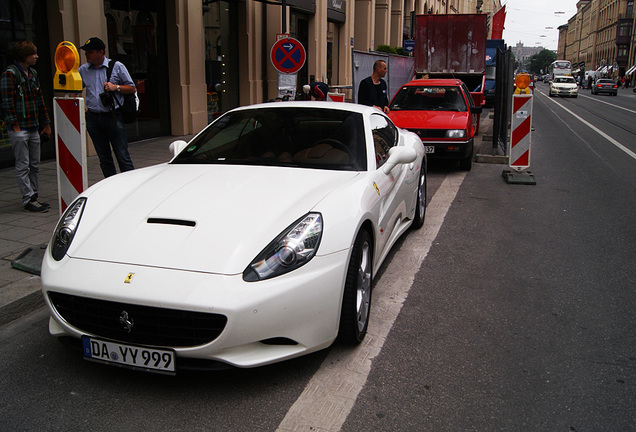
[338,230,373,344]
[412,160,427,229]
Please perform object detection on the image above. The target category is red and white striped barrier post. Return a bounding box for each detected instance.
[509,93,533,170]
[503,73,536,184]
[53,97,87,214]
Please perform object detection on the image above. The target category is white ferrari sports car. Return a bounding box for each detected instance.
[41,101,427,373]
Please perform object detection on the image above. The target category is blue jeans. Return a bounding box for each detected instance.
[86,110,134,177]
[9,129,41,206]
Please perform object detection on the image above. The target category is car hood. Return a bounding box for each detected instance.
[389,110,469,131]
[68,164,359,274]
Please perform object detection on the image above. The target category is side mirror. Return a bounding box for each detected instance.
[472,106,483,114]
[169,140,188,157]
[381,146,417,174]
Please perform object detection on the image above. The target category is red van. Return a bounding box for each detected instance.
[389,79,482,171]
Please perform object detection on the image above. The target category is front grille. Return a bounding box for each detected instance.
[408,129,448,139]
[49,291,227,348]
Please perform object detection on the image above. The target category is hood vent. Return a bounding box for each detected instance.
[147,218,196,227]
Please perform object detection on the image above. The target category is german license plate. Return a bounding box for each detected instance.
[425,146,435,153]
[82,335,176,374]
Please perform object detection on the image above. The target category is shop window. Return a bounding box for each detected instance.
[104,0,169,141]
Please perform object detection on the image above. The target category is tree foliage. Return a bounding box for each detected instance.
[527,49,557,75]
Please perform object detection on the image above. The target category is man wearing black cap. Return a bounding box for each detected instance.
[78,37,136,178]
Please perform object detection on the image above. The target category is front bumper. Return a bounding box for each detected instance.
[41,249,350,369]
[422,138,473,160]
[551,87,578,97]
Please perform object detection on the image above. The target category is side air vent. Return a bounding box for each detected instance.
[147,218,196,227]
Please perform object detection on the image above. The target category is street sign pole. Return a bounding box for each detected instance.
[271,36,306,100]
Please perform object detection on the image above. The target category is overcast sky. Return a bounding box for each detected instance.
[501,0,579,51]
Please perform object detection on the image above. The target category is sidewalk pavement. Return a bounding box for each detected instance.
[0,134,192,326]
[0,111,499,327]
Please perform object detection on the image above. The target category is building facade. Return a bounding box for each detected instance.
[0,0,502,167]
[558,0,636,79]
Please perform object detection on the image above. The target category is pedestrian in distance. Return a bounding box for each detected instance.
[303,81,329,101]
[358,60,390,114]
[78,37,136,178]
[1,40,51,212]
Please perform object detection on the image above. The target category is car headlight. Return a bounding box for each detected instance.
[50,197,86,261]
[446,129,466,139]
[243,213,323,282]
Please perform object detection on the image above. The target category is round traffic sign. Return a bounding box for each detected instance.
[270,37,306,74]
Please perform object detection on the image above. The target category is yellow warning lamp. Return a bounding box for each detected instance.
[54,41,82,92]
[514,73,532,94]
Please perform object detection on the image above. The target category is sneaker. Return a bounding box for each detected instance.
[29,195,50,208]
[24,201,49,212]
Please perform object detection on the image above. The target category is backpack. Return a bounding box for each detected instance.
[1,64,35,120]
[105,60,138,124]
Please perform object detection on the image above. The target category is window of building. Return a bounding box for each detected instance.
[327,21,339,86]
[104,0,170,141]
[0,0,54,167]
[203,1,239,118]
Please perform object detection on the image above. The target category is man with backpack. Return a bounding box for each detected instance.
[1,40,51,212]
[78,37,136,178]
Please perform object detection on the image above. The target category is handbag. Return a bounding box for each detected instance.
[106,60,139,124]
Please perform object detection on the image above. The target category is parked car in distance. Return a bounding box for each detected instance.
[41,102,428,373]
[388,78,482,171]
[549,76,578,97]
[592,79,618,96]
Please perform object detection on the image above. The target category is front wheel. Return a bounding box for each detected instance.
[338,230,373,344]
[460,154,472,171]
[412,160,427,229]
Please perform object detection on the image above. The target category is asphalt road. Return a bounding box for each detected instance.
[343,85,636,431]
[2,88,635,431]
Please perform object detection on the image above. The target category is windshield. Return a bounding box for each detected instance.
[389,86,467,112]
[171,107,367,171]
[554,77,575,83]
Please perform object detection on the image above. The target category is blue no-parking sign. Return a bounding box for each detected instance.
[270,37,306,74]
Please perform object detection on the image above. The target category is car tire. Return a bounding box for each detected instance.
[338,229,373,344]
[412,160,427,229]
[460,153,472,171]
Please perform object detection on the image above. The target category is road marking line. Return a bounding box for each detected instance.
[577,92,636,114]
[540,92,636,160]
[276,170,468,432]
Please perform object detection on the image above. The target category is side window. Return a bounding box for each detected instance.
[370,114,397,168]
[461,84,475,109]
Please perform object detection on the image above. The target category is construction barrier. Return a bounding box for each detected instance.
[509,93,533,170]
[53,97,87,214]
[327,92,345,102]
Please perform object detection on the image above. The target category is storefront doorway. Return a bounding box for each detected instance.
[104,0,170,142]
[0,0,53,168]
